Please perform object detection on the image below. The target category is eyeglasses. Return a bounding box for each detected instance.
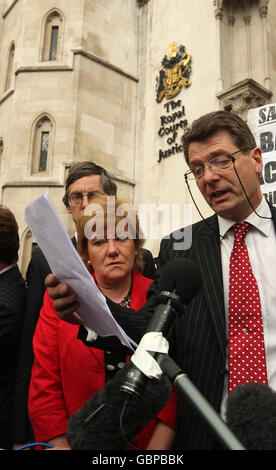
[184,148,249,181]
[68,191,99,207]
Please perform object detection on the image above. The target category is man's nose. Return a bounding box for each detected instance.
[81,194,89,209]
[201,165,220,183]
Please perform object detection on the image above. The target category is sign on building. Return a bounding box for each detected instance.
[248,104,276,206]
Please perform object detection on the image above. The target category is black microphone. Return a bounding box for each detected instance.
[226,382,276,450]
[120,258,202,399]
[67,361,172,450]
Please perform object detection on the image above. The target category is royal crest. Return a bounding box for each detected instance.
[156,43,192,103]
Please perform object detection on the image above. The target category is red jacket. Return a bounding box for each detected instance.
[28,270,176,448]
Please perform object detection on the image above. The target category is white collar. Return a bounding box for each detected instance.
[218,197,272,239]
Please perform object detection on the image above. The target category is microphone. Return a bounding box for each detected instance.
[225,382,276,450]
[67,360,172,450]
[67,259,200,450]
[120,258,202,399]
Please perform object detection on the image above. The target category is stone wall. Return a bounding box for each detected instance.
[0,0,139,271]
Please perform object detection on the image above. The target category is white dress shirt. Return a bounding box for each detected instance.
[219,198,276,418]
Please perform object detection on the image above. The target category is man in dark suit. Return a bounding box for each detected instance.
[156,110,276,449]
[0,206,26,449]
[47,111,276,450]
[12,161,156,447]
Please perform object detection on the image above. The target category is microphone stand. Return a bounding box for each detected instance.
[159,354,246,450]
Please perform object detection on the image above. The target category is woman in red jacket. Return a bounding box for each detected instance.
[28,193,176,449]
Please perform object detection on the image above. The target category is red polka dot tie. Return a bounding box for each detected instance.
[228,222,268,394]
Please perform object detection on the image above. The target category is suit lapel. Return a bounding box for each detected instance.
[191,216,226,357]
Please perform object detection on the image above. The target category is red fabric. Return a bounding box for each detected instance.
[228,222,268,394]
[28,270,176,448]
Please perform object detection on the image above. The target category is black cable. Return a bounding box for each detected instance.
[184,174,224,239]
[119,397,137,450]
[231,157,272,220]
[184,158,272,240]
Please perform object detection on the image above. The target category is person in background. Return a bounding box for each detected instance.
[12,161,156,448]
[28,193,175,449]
[0,206,26,449]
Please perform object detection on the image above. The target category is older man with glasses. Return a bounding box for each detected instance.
[154,110,276,449]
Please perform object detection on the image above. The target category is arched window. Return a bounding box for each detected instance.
[41,10,63,62]
[31,114,54,174]
[5,42,15,91]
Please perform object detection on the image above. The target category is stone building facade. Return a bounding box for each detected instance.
[0,0,275,271]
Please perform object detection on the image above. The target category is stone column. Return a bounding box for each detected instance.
[259,0,270,90]
[243,15,252,79]
[228,15,235,86]
[214,1,224,92]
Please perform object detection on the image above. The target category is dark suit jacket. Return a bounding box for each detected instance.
[11,237,77,443]
[11,238,156,443]
[141,248,156,280]
[155,204,276,450]
[0,265,26,449]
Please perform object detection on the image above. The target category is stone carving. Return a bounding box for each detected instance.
[217,78,272,120]
[137,0,150,7]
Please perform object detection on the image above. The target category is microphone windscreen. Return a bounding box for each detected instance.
[67,361,172,450]
[158,258,202,303]
[226,382,276,450]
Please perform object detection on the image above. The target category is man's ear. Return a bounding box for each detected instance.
[250,147,263,175]
[66,204,72,215]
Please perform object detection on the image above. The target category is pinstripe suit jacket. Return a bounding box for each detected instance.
[156,203,276,450]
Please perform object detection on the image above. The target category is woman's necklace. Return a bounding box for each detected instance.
[119,280,132,308]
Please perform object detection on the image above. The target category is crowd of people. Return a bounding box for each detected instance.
[1,110,276,451]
